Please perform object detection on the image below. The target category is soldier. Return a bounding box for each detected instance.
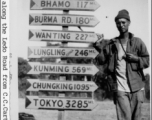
[94,9,149,120]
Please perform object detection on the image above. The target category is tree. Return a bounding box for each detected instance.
[145,74,150,101]
[18,57,31,78]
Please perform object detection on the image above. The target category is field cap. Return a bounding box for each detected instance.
[115,9,130,22]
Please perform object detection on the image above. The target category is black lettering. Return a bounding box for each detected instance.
[39,65,43,71]
[62,17,66,23]
[2,38,7,52]
[63,84,68,89]
[48,16,53,22]
[53,33,57,38]
[56,83,60,89]
[34,99,38,106]
[42,83,46,89]
[35,16,39,23]
[86,84,89,90]
[60,33,66,39]
[3,56,7,70]
[65,66,69,72]
[42,33,45,38]
[44,66,49,72]
[69,84,73,90]
[40,99,45,106]
[47,49,51,55]
[46,32,52,38]
[35,32,42,38]
[1,1,7,19]
[65,1,70,7]
[49,66,55,71]
[77,84,80,90]
[44,16,48,22]
[2,23,7,34]
[46,1,52,7]
[34,66,38,71]
[52,83,56,89]
[67,33,70,39]
[46,100,51,106]
[47,83,52,89]
[57,100,63,107]
[67,17,71,23]
[58,1,64,7]
[52,1,57,7]
[33,82,37,89]
[62,49,65,55]
[37,83,41,89]
[58,66,63,72]
[53,17,57,23]
[52,100,57,107]
[41,1,45,7]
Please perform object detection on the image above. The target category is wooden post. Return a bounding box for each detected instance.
[58,10,69,120]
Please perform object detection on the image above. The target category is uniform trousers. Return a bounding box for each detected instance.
[114,90,144,120]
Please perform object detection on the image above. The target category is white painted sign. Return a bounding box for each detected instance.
[30,0,100,11]
[28,46,98,58]
[29,30,103,43]
[29,14,99,27]
[27,62,99,75]
[27,79,98,92]
[26,96,97,110]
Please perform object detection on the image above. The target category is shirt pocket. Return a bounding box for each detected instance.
[137,90,145,103]
[130,63,138,71]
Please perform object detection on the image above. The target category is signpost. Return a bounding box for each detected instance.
[26,96,97,110]
[29,14,99,27]
[27,79,98,92]
[30,0,100,11]
[29,30,103,43]
[28,46,98,58]
[27,62,99,75]
[27,1,101,119]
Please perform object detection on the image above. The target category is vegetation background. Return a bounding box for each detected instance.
[18,42,150,120]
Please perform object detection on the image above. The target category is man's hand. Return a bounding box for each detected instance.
[96,33,104,44]
[126,53,139,62]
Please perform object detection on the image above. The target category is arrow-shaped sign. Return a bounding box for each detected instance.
[30,0,100,11]
[29,30,103,43]
[27,79,98,92]
[28,46,98,58]
[27,62,99,75]
[29,14,99,27]
[26,96,97,110]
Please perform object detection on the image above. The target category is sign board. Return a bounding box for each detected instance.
[27,62,99,75]
[30,0,100,11]
[28,46,98,58]
[27,79,98,92]
[29,14,99,27]
[29,30,103,43]
[26,96,97,110]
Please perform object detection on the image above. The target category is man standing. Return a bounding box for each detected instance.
[94,10,149,120]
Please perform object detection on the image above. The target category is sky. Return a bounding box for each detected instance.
[9,0,151,119]
[10,0,151,74]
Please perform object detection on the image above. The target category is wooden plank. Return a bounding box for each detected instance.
[26,79,98,92]
[58,10,69,120]
[28,46,98,58]
[25,96,97,110]
[29,30,103,43]
[29,14,99,27]
[30,0,100,11]
[27,62,99,75]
